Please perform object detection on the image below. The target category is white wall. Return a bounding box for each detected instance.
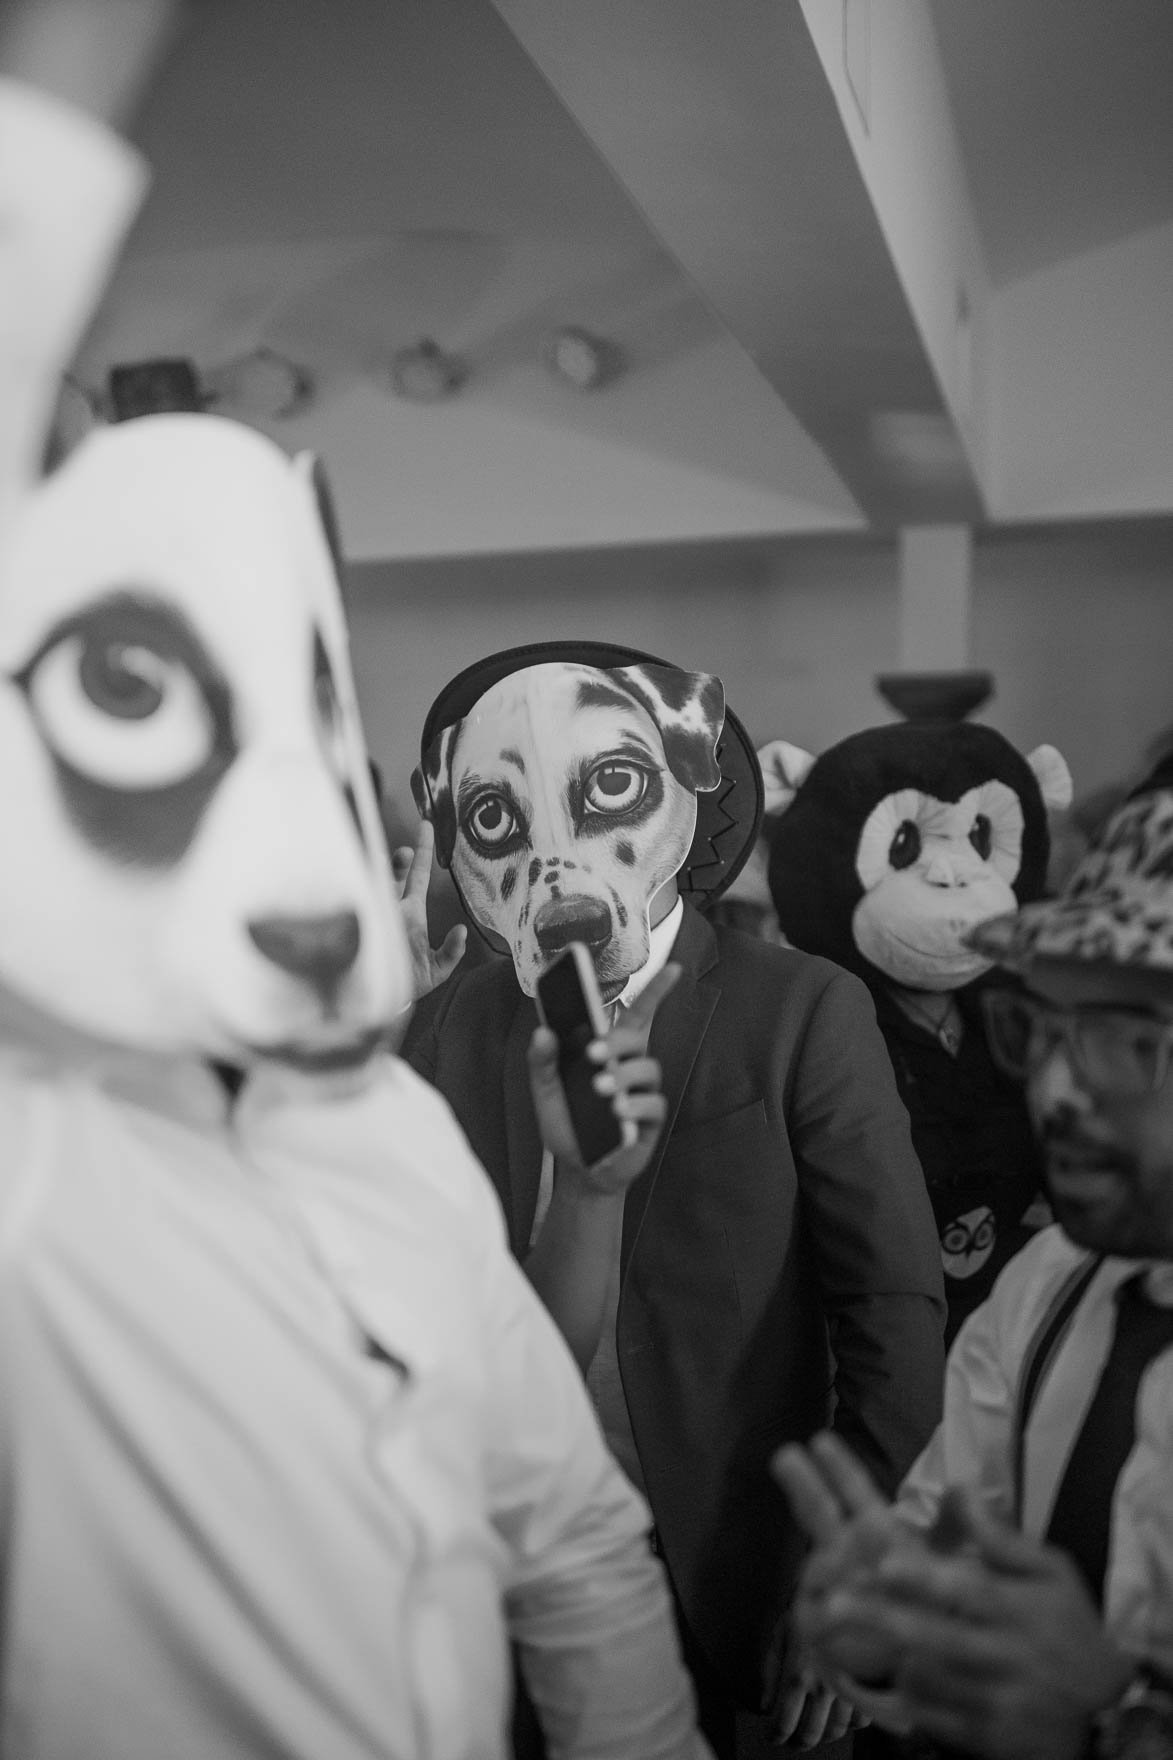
[350,521,1173,822]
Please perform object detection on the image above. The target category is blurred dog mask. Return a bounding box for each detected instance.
[0,414,412,1069]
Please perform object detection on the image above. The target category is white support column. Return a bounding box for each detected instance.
[897,523,972,671]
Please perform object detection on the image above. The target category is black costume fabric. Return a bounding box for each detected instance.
[872,982,1045,1343]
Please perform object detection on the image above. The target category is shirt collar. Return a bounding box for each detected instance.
[613,898,683,1012]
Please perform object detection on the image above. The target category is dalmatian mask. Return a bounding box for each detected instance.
[0,413,413,1071]
[413,660,725,1001]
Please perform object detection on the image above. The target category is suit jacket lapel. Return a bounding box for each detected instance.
[502,993,543,1256]
[621,904,720,1276]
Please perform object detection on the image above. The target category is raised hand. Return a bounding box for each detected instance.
[527,962,680,1192]
[390,820,467,1001]
[823,1492,1133,1760]
[523,962,680,1370]
[771,1431,919,1720]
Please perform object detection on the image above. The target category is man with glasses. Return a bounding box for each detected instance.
[773,762,1173,1760]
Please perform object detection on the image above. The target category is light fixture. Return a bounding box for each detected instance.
[203,347,314,421]
[543,325,624,392]
[389,338,466,403]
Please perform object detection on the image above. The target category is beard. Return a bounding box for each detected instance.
[1039,1118,1160,1257]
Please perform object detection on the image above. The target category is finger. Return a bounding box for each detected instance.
[391,846,415,890]
[436,924,467,979]
[772,1444,849,1544]
[527,1025,561,1086]
[590,1024,654,1062]
[823,1694,856,1744]
[594,1055,660,1096]
[809,1431,889,1519]
[400,820,435,902]
[620,962,681,1036]
[887,1694,974,1752]
[770,1678,808,1744]
[785,1686,836,1750]
[951,1490,1059,1580]
[824,1590,1003,1682]
[875,1550,997,1624]
[611,1093,667,1129]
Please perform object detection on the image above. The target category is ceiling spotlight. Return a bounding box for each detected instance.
[543,325,623,391]
[203,347,314,421]
[389,338,466,403]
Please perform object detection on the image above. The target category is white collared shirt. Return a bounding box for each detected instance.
[898,1227,1173,1676]
[0,1042,709,1760]
[613,897,684,1012]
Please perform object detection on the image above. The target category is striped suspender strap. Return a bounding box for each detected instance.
[1012,1251,1105,1522]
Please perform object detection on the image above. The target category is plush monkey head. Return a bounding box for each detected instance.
[765,723,1072,992]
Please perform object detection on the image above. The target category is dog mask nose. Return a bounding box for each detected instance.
[534,897,613,955]
[247,910,361,1000]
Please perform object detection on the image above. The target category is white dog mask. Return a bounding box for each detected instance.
[0,413,412,1070]
[414,659,726,1000]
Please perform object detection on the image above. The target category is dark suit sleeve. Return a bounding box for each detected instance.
[397,980,449,1086]
[787,968,946,1495]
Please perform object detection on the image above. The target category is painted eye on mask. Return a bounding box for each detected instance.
[463,791,523,855]
[24,631,215,788]
[889,819,922,869]
[583,760,649,816]
[969,813,993,860]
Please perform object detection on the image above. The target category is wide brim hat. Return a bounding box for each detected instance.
[968,773,1173,975]
[418,638,764,907]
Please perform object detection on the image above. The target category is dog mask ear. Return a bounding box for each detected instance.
[413,722,459,866]
[610,664,725,794]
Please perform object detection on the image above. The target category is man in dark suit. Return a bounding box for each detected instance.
[402,641,946,1756]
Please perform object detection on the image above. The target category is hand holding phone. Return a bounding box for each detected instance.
[535,942,638,1168]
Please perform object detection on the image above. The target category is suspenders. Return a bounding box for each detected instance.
[1012,1251,1106,1522]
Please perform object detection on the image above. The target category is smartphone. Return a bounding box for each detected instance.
[536,942,638,1167]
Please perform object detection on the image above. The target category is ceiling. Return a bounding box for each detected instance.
[78,0,1173,556]
[930,0,1173,284]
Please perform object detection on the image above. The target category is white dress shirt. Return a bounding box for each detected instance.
[0,1008,710,1759]
[897,1226,1173,1678]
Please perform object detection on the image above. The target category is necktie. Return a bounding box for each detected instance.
[1044,1273,1173,1605]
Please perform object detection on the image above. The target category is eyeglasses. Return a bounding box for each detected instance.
[982,989,1173,1098]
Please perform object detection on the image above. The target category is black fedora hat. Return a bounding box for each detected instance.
[417,639,763,906]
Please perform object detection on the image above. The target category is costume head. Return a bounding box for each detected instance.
[412,640,762,1000]
[0,412,412,1070]
[969,757,1173,978]
[969,763,1173,1259]
[764,722,1073,993]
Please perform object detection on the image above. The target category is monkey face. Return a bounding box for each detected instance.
[851,783,1025,990]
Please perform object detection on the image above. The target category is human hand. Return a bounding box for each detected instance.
[773,1431,913,1688]
[390,820,467,1001]
[770,1668,866,1750]
[527,963,680,1194]
[817,1490,1133,1760]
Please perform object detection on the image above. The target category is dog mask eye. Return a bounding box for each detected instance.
[22,628,215,789]
[464,790,521,853]
[584,760,648,816]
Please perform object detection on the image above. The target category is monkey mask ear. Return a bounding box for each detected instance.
[756,740,816,818]
[1026,745,1073,813]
